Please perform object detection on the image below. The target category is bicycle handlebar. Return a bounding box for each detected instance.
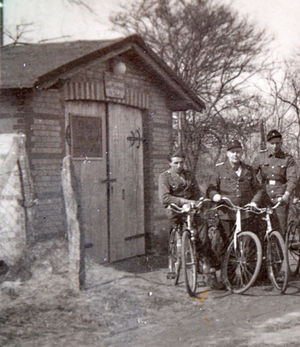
[211,196,250,212]
[211,196,282,213]
[245,201,281,215]
[168,198,212,214]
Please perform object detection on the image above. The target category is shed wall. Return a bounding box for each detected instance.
[0,89,66,242]
[29,89,66,241]
[0,54,174,255]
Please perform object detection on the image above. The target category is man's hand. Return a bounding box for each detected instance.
[247,201,258,208]
[182,203,191,212]
[212,194,221,203]
[278,192,290,204]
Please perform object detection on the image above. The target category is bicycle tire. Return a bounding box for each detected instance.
[267,230,289,293]
[286,222,300,276]
[222,231,262,294]
[182,230,198,296]
[168,227,181,285]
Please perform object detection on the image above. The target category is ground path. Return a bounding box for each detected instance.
[0,240,300,346]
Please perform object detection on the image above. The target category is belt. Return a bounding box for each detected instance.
[267,179,285,185]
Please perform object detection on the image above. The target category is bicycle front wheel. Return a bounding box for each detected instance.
[222,231,262,294]
[267,231,289,293]
[168,227,181,285]
[182,230,198,296]
[286,222,300,276]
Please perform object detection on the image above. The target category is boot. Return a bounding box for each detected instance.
[206,272,225,290]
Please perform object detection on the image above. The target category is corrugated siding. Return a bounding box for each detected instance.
[64,81,149,109]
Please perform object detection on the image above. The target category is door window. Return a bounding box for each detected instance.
[71,115,102,158]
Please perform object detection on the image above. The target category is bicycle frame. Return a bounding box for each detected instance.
[211,197,263,294]
[169,198,211,237]
[167,198,211,296]
[263,208,273,239]
[250,201,281,238]
[186,211,197,243]
[211,197,250,250]
[234,208,242,249]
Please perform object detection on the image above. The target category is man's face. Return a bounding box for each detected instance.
[169,156,184,174]
[226,148,242,166]
[267,137,282,154]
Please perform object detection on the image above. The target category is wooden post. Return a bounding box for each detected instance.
[61,155,85,292]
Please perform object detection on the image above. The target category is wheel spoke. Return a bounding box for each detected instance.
[286,223,300,276]
[223,232,262,294]
[182,230,197,297]
[168,228,181,285]
[267,231,288,293]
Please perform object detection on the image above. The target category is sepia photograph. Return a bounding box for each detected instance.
[1,0,300,346]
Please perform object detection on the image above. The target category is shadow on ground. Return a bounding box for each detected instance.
[104,254,168,274]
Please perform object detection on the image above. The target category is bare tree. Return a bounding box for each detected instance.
[65,0,94,14]
[111,0,271,172]
[263,60,300,159]
[4,22,34,45]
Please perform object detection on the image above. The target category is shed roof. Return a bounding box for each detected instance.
[0,35,205,111]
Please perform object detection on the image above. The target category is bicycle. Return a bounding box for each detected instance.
[286,200,300,276]
[212,197,262,294]
[167,198,211,297]
[249,202,289,293]
[214,197,289,294]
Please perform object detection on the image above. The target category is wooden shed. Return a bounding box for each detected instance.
[0,35,205,264]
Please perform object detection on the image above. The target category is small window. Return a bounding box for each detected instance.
[71,115,102,158]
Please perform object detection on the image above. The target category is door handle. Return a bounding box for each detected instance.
[122,189,125,200]
[101,178,117,184]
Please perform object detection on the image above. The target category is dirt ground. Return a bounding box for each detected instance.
[1,239,300,347]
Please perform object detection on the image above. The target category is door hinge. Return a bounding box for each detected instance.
[125,233,145,241]
[127,129,145,148]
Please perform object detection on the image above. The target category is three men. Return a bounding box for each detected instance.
[158,130,298,289]
[252,129,297,237]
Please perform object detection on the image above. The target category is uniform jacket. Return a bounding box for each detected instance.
[158,169,201,207]
[207,160,263,220]
[252,150,297,201]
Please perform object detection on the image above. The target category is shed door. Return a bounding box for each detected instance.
[108,104,145,261]
[65,101,108,263]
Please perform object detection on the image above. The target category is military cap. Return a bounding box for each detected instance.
[267,129,282,141]
[227,139,242,151]
[168,148,186,161]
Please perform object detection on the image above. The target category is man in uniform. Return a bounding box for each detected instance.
[158,149,201,211]
[207,140,263,259]
[158,149,221,288]
[252,129,297,237]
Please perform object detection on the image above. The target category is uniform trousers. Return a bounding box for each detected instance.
[270,203,289,238]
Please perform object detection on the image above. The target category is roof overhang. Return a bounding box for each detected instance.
[1,35,205,112]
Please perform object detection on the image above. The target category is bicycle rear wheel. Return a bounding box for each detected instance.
[222,231,262,294]
[182,230,198,296]
[286,222,300,276]
[168,227,181,285]
[267,230,289,293]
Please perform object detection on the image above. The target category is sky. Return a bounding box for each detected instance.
[4,0,300,59]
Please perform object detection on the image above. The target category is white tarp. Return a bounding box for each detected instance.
[0,134,34,266]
